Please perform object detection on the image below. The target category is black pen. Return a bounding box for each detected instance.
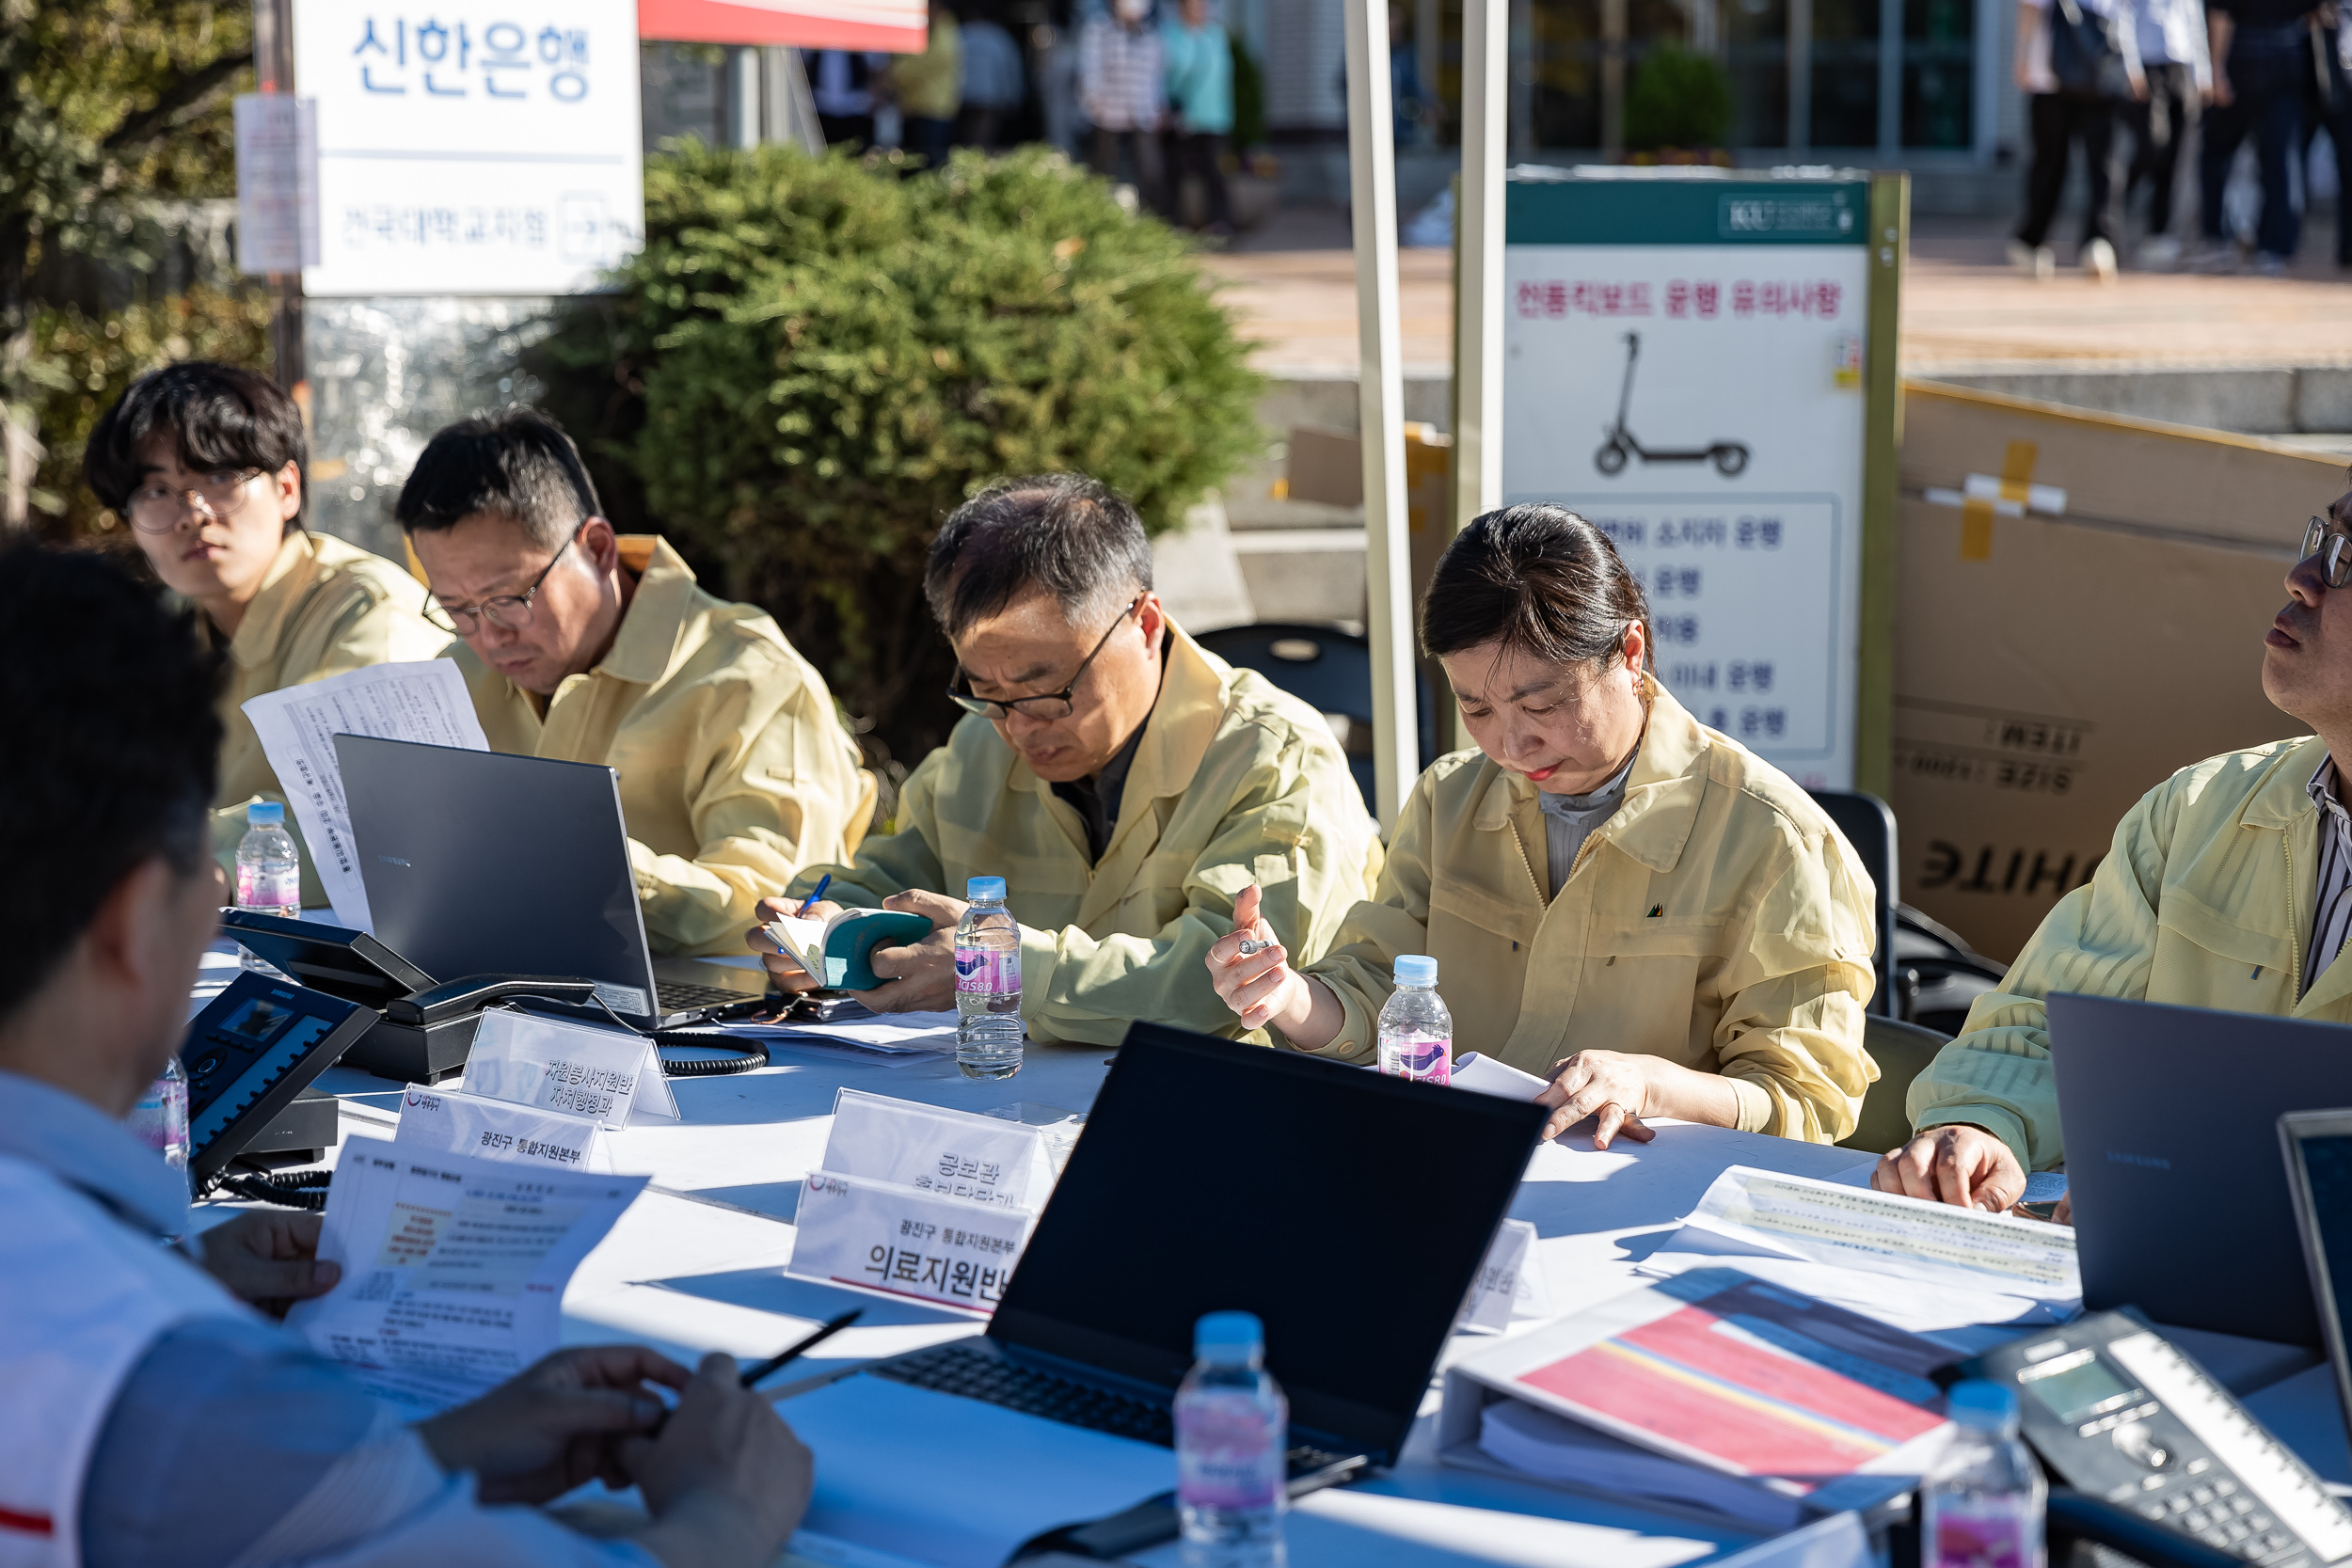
[738,1307,864,1389]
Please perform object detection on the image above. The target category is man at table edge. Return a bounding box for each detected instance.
[396,409,874,958]
[1879,484,2352,1212]
[754,473,1385,1049]
[0,543,810,1568]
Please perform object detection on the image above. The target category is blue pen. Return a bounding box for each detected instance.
[798,873,833,918]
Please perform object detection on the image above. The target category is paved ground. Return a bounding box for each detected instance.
[1197,209,2352,376]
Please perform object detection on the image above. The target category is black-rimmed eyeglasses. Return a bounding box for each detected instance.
[422,522,587,636]
[946,597,1142,721]
[2305,515,2352,590]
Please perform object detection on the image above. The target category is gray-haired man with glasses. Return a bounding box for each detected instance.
[1879,491,2352,1216]
[396,409,874,958]
[750,474,1382,1049]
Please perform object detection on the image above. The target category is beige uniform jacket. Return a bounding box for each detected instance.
[201,530,451,908]
[791,622,1385,1049]
[1294,681,1879,1143]
[1912,735,2352,1173]
[456,536,872,958]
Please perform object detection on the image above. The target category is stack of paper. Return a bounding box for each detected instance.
[1639,1164,2082,1332]
[667,1009,961,1059]
[1438,1266,1957,1523]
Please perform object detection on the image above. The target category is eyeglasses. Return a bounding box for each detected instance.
[422,523,585,635]
[124,468,263,534]
[946,597,1142,721]
[2305,515,2352,590]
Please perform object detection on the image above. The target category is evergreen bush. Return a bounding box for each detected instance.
[1623,45,1735,152]
[536,142,1266,767]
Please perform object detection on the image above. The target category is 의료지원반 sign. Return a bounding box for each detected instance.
[1502,172,1881,789]
[292,0,644,295]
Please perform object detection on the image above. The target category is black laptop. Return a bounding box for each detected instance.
[843,1022,1549,1546]
[2051,992,2352,1346]
[336,735,771,1029]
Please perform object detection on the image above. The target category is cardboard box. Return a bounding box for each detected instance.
[1891,381,2344,961]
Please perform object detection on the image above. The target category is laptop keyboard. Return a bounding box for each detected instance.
[869,1342,1356,1477]
[655,979,753,1012]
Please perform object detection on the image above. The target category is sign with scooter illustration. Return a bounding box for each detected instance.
[1502,170,1897,791]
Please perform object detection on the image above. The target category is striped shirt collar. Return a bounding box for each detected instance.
[2306,756,2352,994]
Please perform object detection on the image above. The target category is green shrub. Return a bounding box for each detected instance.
[535,143,1266,767]
[1623,44,1734,151]
[29,284,276,543]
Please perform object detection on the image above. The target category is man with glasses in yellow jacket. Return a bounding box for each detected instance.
[1883,492,2352,1212]
[397,410,873,958]
[83,363,450,909]
[752,474,1383,1049]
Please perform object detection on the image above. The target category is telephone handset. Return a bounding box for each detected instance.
[1960,1310,2352,1568]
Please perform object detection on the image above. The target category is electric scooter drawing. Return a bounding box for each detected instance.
[1594,331,1750,478]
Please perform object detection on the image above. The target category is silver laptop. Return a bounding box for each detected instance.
[337,735,771,1029]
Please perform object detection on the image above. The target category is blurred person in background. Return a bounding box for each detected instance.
[2120,0,2213,267]
[890,7,964,166]
[1162,0,1235,233]
[1079,0,1168,211]
[82,362,448,910]
[2010,0,2142,280]
[959,0,1027,149]
[2302,5,2352,268]
[2191,0,2314,272]
[808,49,890,147]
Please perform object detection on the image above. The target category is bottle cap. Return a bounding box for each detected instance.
[1194,1309,1263,1362]
[1946,1379,2020,1433]
[1393,954,1438,987]
[247,801,284,827]
[966,875,1008,902]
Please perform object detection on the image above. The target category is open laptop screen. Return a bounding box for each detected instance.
[2282,1111,2352,1448]
[992,1022,1549,1464]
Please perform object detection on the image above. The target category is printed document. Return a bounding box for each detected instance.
[242,659,487,929]
[286,1141,644,1411]
[1642,1164,2081,1330]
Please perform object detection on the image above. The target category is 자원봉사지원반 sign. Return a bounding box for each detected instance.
[1502,172,1881,790]
[292,0,644,295]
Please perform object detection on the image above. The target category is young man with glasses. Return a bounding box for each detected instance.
[749,474,1383,1048]
[396,409,873,958]
[1881,493,2352,1213]
[83,362,451,908]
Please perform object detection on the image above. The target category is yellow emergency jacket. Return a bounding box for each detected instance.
[791,621,1384,1049]
[1291,680,1879,1143]
[455,535,873,958]
[1911,734,2352,1172]
[200,529,451,907]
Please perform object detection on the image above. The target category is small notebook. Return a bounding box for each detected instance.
[763,908,936,990]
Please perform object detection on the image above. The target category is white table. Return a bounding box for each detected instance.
[200,944,2327,1567]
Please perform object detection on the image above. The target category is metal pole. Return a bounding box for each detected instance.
[1877,0,1902,154]
[1454,0,1504,536]
[1344,0,1417,828]
[1788,0,1813,151]
[252,0,304,393]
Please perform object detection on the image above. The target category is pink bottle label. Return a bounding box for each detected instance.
[237,863,299,911]
[955,948,1019,995]
[1927,1495,2039,1568]
[128,1077,186,1153]
[1177,1397,1285,1512]
[1381,1033,1452,1084]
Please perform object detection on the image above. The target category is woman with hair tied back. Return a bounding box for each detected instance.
[1205,503,1879,1147]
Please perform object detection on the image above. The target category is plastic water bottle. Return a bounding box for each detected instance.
[1922,1381,2046,1568]
[1176,1310,1288,1568]
[127,1057,191,1198]
[955,875,1023,1079]
[1375,954,1453,1083]
[235,801,300,972]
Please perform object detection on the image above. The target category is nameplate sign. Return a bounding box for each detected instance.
[1458,1218,1551,1333]
[819,1088,1058,1209]
[463,1007,679,1130]
[395,1085,609,1173]
[788,1171,1035,1313]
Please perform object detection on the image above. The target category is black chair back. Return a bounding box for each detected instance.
[1807,787,1899,1018]
[1193,622,1438,814]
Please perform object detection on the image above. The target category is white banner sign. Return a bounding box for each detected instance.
[820,1089,1058,1209]
[463,1007,678,1129]
[789,1171,1034,1312]
[233,94,320,273]
[1458,1218,1551,1333]
[395,1083,607,1171]
[293,0,644,295]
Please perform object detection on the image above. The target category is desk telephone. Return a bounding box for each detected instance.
[1961,1310,2352,1568]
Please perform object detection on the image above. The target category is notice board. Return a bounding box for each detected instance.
[1501,169,1901,791]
